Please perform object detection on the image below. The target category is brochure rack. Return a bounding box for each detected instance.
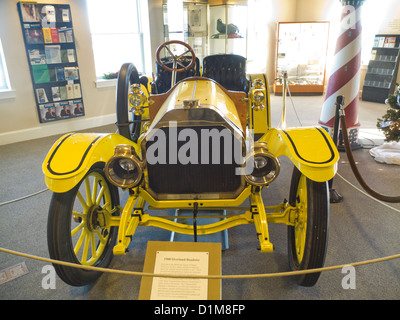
[17,2,84,123]
[362,34,400,103]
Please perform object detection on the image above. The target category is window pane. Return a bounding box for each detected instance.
[0,39,9,90]
[91,34,144,76]
[87,0,139,34]
[0,65,6,90]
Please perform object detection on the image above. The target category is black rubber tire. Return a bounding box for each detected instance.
[116,62,140,141]
[287,166,329,287]
[47,163,119,286]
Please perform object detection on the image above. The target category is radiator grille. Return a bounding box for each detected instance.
[145,126,243,199]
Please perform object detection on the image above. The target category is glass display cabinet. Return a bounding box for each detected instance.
[162,0,248,60]
[274,21,329,95]
[163,0,209,61]
[208,0,247,57]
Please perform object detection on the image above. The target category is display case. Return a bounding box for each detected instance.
[208,0,247,57]
[162,0,247,59]
[362,34,400,103]
[274,21,329,95]
[163,0,209,61]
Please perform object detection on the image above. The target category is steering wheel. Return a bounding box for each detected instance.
[156,40,196,73]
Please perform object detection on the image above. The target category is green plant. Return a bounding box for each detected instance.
[102,71,119,79]
[377,84,400,142]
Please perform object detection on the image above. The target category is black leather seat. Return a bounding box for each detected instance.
[202,54,249,92]
[152,56,200,94]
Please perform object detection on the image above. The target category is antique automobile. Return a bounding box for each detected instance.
[43,40,339,287]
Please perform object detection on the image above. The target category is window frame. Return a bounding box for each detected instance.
[0,38,15,99]
[86,0,151,86]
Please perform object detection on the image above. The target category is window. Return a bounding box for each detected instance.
[0,38,11,91]
[359,0,399,65]
[86,0,151,79]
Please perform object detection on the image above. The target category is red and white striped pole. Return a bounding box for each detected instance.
[319,0,366,149]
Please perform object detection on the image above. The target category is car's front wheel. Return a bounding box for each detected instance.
[47,164,119,286]
[287,167,329,287]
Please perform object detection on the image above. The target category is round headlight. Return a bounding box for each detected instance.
[129,84,145,107]
[105,145,143,188]
[129,94,143,107]
[244,142,280,186]
[253,90,265,103]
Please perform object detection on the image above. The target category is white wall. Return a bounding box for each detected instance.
[0,0,119,145]
[247,0,296,81]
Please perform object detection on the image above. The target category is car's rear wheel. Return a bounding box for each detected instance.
[47,164,119,286]
[287,167,329,287]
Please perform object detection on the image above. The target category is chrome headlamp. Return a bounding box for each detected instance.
[244,142,280,186]
[253,90,265,103]
[128,84,146,115]
[105,144,144,188]
[251,79,266,111]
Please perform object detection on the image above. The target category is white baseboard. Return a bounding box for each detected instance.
[0,113,116,146]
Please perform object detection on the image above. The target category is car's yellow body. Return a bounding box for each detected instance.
[43,71,338,255]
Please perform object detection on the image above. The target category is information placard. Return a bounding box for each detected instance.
[139,241,221,300]
[150,251,209,300]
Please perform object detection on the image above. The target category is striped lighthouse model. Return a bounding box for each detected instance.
[319,0,366,149]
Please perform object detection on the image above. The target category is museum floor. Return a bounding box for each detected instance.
[1,94,400,300]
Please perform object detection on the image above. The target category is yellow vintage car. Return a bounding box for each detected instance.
[43,40,338,287]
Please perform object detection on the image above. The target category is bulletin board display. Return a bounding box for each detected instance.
[17,2,84,123]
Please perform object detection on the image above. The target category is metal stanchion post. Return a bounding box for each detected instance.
[329,95,344,203]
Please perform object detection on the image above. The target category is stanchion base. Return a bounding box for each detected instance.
[337,142,363,152]
[330,188,344,203]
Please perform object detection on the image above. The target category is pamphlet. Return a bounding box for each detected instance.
[59,86,68,100]
[384,37,396,48]
[64,67,79,80]
[42,5,56,23]
[73,83,81,98]
[36,88,48,103]
[67,49,76,63]
[20,3,40,22]
[62,9,70,22]
[55,66,65,81]
[28,49,46,65]
[45,45,61,64]
[51,86,61,101]
[32,64,50,84]
[25,29,44,44]
[42,28,52,43]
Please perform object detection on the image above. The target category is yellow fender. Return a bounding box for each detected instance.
[43,132,139,193]
[261,126,339,182]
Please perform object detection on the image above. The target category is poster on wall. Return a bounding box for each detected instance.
[17,2,85,123]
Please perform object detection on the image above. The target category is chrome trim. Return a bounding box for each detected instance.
[105,144,144,189]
